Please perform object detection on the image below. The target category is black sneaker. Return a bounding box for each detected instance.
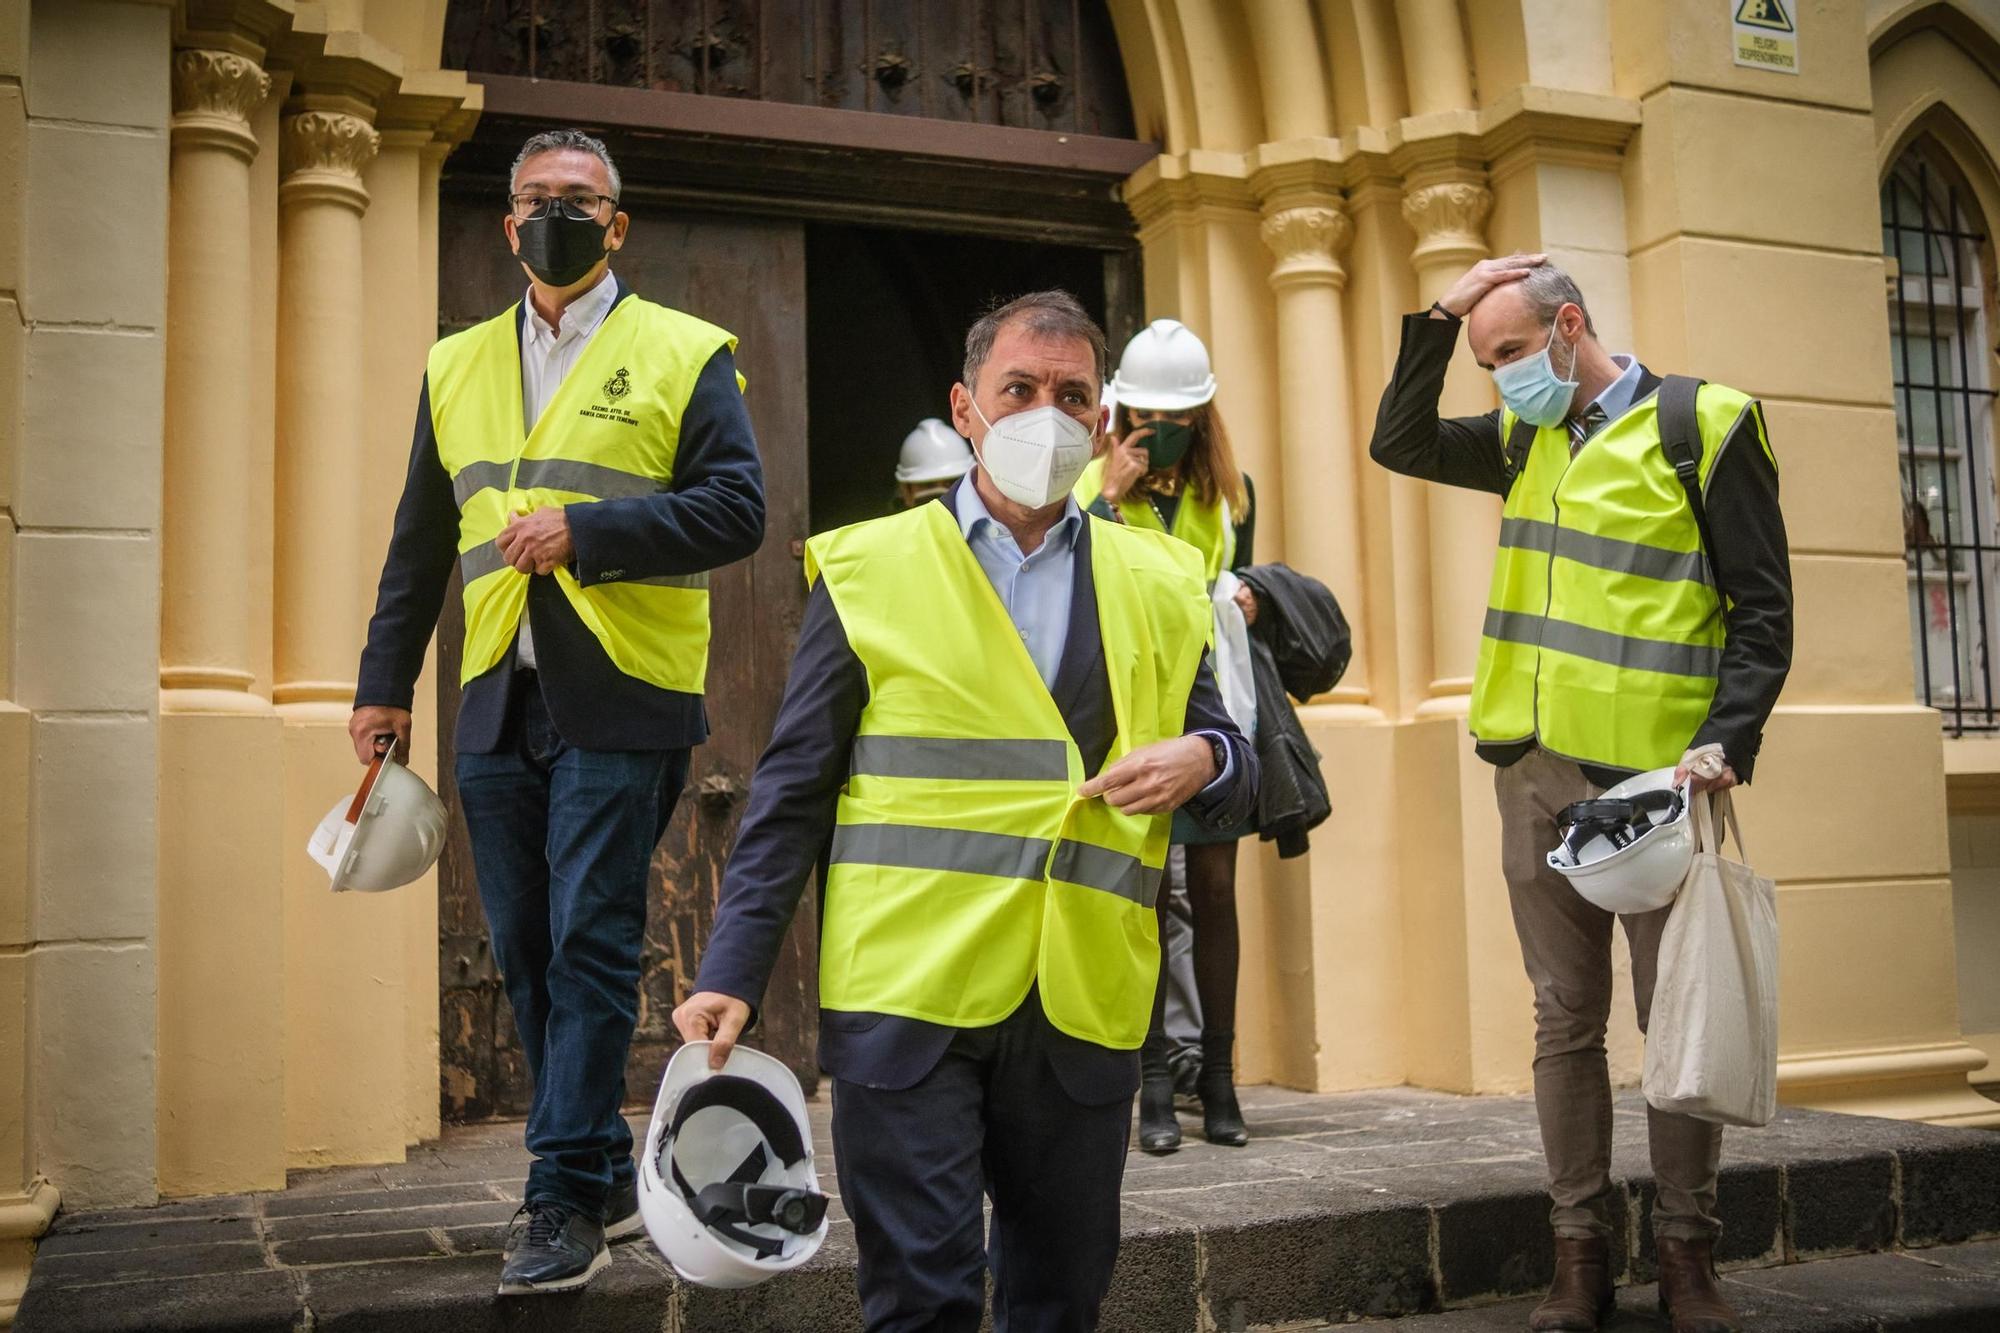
[498,1200,609,1295]
[604,1176,644,1243]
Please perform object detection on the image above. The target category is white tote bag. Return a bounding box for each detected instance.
[1641,790,1780,1127]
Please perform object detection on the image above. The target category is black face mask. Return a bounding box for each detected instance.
[513,212,611,287]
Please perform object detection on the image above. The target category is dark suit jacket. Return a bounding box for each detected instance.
[1367,312,1793,784]
[355,276,767,753]
[694,478,1258,1106]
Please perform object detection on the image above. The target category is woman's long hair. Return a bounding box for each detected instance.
[1117,402,1250,520]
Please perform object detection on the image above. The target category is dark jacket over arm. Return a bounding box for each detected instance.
[356,378,459,712]
[1364,310,1793,781]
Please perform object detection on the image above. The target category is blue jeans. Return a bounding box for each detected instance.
[454,682,688,1216]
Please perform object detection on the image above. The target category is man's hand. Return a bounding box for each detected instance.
[1675,745,1738,796]
[496,505,574,576]
[348,706,412,765]
[1232,583,1259,627]
[1077,735,1217,815]
[673,991,752,1070]
[1098,429,1152,504]
[1435,253,1548,319]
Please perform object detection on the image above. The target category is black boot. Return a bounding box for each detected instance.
[1138,1035,1182,1154]
[1197,1032,1248,1146]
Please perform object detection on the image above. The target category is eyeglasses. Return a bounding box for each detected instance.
[509,192,618,221]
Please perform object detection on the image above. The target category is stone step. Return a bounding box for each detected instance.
[16,1087,2000,1332]
[1337,1240,2000,1331]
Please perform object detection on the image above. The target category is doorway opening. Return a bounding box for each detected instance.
[805,223,1124,533]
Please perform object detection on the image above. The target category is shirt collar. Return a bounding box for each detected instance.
[523,269,618,346]
[1589,354,1643,422]
[956,471,1083,551]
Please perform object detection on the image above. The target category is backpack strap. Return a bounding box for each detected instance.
[1657,375,1727,604]
[1502,414,1538,490]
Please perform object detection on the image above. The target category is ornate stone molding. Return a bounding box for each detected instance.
[279,110,379,212]
[1259,204,1353,290]
[170,48,270,159]
[1400,179,1492,271]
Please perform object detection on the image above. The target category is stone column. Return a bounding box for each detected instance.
[162,47,271,707]
[1400,172,1500,714]
[1258,194,1377,715]
[274,105,378,708]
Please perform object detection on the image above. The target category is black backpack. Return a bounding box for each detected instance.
[1501,375,1724,602]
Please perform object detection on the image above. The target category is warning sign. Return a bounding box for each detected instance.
[1733,0,1800,74]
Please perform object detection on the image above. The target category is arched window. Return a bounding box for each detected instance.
[1885,141,2000,732]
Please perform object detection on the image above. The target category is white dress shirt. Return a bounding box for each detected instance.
[513,270,618,668]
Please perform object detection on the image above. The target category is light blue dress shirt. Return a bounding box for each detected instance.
[957,479,1082,688]
[1590,353,1644,424]
[953,479,1234,794]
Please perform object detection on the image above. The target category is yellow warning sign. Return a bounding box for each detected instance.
[1733,0,1800,74]
[1736,0,1795,32]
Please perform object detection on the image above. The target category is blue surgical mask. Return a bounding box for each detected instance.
[1492,324,1580,428]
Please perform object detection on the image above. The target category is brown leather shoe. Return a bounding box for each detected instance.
[1529,1235,1614,1331]
[1656,1236,1742,1333]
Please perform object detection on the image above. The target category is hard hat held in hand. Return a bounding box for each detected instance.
[1547,767,1696,914]
[640,1040,830,1288]
[306,738,447,893]
[1111,318,1217,412]
[895,418,973,484]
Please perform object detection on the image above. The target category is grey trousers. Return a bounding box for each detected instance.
[1495,747,1723,1242]
[1160,845,1204,1060]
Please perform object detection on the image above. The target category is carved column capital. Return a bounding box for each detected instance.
[1259,203,1353,291]
[170,48,270,160]
[1400,179,1492,272]
[280,110,379,212]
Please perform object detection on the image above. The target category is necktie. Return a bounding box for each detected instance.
[1568,403,1607,455]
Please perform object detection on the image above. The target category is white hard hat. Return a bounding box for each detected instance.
[306,738,448,893]
[640,1041,829,1289]
[895,418,973,485]
[1546,767,1695,914]
[1111,318,1217,411]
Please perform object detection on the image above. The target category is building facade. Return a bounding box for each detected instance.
[1,0,1997,1318]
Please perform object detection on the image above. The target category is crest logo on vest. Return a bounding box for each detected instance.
[581,366,639,427]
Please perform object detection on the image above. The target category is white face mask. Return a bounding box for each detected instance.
[969,399,1096,510]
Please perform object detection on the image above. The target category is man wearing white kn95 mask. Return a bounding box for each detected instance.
[675,289,1257,1331]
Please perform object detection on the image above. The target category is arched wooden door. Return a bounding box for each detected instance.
[434,0,1152,1122]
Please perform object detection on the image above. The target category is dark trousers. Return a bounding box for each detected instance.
[454,681,688,1216]
[831,999,1132,1333]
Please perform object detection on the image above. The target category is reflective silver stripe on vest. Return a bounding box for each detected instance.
[451,457,664,510]
[1482,608,1722,679]
[460,538,507,583]
[849,736,1071,783]
[1498,518,1711,586]
[451,460,514,510]
[1050,840,1162,908]
[831,823,1052,882]
[626,571,710,589]
[457,539,710,591]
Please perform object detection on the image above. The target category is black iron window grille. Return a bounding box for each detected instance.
[1884,146,2000,734]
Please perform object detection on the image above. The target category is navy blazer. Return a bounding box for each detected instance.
[694,478,1258,1106]
[355,276,766,753]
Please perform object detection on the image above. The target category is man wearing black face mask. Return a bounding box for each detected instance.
[352,128,765,1295]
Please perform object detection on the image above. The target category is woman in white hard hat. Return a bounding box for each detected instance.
[1076,317,1258,1154]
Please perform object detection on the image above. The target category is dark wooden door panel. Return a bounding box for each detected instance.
[435,195,813,1120]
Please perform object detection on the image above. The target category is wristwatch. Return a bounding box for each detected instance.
[1203,733,1228,780]
[1429,300,1461,322]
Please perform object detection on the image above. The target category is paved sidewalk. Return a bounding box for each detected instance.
[18,1085,2000,1331]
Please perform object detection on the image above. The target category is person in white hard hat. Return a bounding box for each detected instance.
[894,417,974,509]
[1075,317,1260,1156]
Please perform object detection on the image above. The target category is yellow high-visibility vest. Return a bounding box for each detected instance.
[1469,383,1774,773]
[1075,455,1236,585]
[804,501,1210,1049]
[425,293,740,694]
